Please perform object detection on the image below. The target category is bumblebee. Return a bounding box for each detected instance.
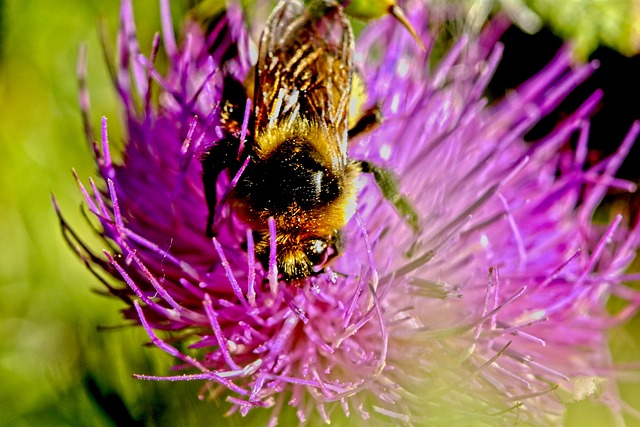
[203,0,417,281]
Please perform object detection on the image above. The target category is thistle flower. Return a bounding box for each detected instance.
[56,0,640,425]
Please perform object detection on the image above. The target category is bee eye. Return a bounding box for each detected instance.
[306,239,329,266]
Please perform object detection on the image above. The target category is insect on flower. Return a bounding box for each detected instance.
[57,0,640,422]
[202,0,418,281]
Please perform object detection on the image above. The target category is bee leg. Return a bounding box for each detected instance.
[348,104,383,140]
[220,75,252,135]
[359,161,420,232]
[202,136,241,237]
[202,72,251,237]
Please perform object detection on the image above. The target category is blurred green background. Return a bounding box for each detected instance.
[0,0,639,426]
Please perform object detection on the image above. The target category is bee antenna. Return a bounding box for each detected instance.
[388,4,426,52]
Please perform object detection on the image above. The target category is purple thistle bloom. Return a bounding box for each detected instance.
[57,0,640,424]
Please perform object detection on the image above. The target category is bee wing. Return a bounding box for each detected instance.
[254,0,353,164]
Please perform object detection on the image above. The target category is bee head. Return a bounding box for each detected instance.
[255,231,343,282]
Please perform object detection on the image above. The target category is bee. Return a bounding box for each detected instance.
[203,0,417,281]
